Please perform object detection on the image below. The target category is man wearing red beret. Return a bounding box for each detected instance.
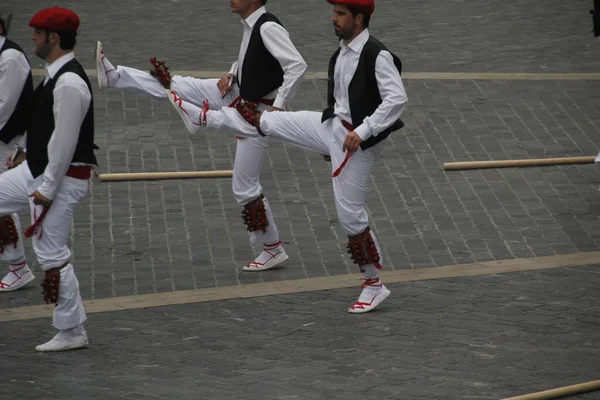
[96,0,307,273]
[0,6,98,351]
[0,9,35,293]
[168,0,407,313]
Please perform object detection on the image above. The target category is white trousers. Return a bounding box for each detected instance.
[0,162,87,329]
[210,109,385,271]
[261,111,380,237]
[213,109,381,235]
[0,136,26,264]
[114,66,280,244]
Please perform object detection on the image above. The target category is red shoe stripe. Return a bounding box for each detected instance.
[245,251,283,269]
[350,293,379,309]
[0,274,23,288]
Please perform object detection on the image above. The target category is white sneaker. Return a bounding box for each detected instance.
[243,247,289,272]
[35,325,89,352]
[0,262,35,292]
[95,41,118,90]
[167,89,208,134]
[348,277,391,314]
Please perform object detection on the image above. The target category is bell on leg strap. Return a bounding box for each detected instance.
[346,227,381,271]
[41,262,69,305]
[0,215,19,253]
[241,194,269,233]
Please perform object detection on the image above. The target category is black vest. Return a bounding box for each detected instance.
[27,58,98,178]
[0,38,33,145]
[322,36,404,151]
[238,12,285,102]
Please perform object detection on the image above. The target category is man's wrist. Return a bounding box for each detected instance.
[354,124,370,141]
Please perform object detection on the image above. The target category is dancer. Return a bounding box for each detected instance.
[168,0,407,313]
[96,0,307,271]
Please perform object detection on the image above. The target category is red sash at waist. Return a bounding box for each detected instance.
[66,165,93,180]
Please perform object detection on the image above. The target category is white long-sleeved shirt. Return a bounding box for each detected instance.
[0,36,31,132]
[37,52,91,200]
[332,29,408,141]
[228,6,306,109]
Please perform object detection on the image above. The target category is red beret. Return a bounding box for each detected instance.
[327,0,375,15]
[29,7,80,32]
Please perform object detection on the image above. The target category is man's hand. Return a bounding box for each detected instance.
[6,149,25,169]
[5,153,13,169]
[342,131,363,153]
[28,191,52,207]
[269,106,284,112]
[217,73,235,97]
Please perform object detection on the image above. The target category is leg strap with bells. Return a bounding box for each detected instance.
[0,215,19,254]
[41,262,68,305]
[347,227,381,268]
[241,195,269,233]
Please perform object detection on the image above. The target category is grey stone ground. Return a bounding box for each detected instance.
[2,0,600,398]
[2,266,600,400]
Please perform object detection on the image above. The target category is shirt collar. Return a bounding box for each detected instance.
[45,52,76,80]
[241,6,267,29]
[0,36,6,50]
[339,28,370,54]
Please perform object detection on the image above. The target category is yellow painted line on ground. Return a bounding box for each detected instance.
[30,70,600,80]
[1,251,598,323]
[402,72,600,80]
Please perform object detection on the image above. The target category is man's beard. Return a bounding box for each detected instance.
[334,25,353,40]
[35,42,52,60]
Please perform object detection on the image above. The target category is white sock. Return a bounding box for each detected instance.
[362,264,380,280]
[67,324,86,335]
[254,241,283,264]
[264,240,283,253]
[8,259,27,271]
[99,52,120,86]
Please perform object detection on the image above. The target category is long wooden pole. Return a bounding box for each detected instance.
[99,170,233,182]
[443,156,596,171]
[502,380,600,400]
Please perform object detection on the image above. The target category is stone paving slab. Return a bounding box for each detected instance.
[1,265,599,400]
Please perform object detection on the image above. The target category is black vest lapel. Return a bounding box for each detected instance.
[321,48,341,123]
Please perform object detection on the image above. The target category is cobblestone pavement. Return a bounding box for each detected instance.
[4,75,600,307]
[6,0,600,72]
[2,266,600,400]
[1,0,600,304]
